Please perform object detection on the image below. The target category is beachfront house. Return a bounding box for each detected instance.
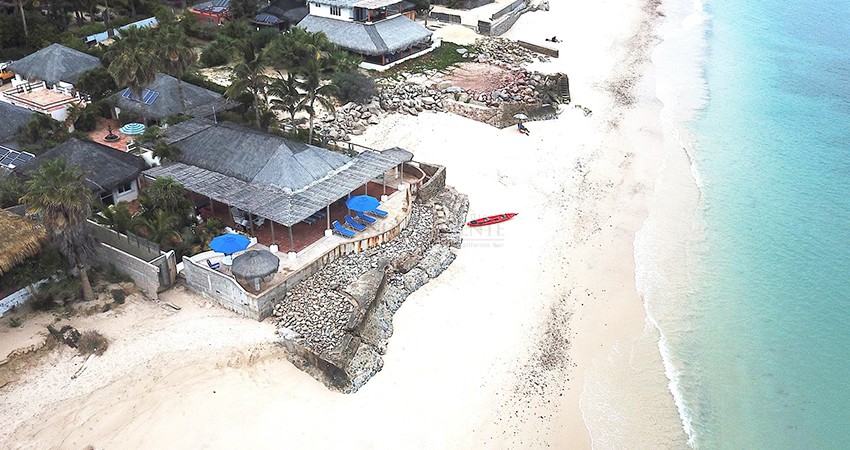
[297,0,433,68]
[188,0,232,26]
[2,44,100,121]
[110,73,233,124]
[15,138,147,206]
[143,117,413,253]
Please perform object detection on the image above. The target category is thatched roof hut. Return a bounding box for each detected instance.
[0,209,48,275]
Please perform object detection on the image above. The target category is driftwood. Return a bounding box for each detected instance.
[72,354,96,380]
[164,302,181,311]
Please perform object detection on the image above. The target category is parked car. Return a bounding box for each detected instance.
[0,61,14,85]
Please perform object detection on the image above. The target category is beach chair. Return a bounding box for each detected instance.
[356,211,376,224]
[345,214,366,231]
[302,215,318,225]
[332,220,355,238]
[206,260,221,270]
[367,208,388,218]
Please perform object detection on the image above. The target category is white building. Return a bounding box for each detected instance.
[298,0,435,68]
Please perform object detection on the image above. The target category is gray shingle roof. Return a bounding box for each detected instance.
[111,73,230,121]
[256,0,308,24]
[16,138,146,192]
[298,14,432,56]
[0,102,34,144]
[160,119,352,191]
[143,119,413,226]
[8,44,103,86]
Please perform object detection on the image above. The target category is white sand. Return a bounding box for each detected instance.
[0,1,690,448]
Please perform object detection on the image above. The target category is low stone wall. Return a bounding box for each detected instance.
[181,256,267,320]
[443,99,502,126]
[430,11,462,23]
[489,4,527,36]
[88,221,160,262]
[94,243,168,299]
[517,40,559,58]
[0,278,50,317]
[414,162,447,204]
[491,0,525,19]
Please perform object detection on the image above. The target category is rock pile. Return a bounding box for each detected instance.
[463,37,551,66]
[441,67,546,107]
[273,187,470,392]
[312,37,559,140]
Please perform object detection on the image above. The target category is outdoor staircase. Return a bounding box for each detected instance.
[558,74,571,104]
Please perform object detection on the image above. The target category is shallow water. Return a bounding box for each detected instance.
[639,0,850,447]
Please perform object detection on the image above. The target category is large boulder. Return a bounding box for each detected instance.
[402,267,429,293]
[418,245,456,278]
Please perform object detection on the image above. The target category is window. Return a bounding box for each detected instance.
[116,182,133,194]
[330,6,341,15]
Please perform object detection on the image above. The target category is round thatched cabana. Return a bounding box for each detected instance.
[0,209,48,275]
[231,250,280,292]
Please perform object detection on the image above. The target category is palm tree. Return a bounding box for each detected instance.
[16,0,29,39]
[225,54,270,129]
[65,102,84,131]
[136,210,181,248]
[107,26,159,125]
[20,158,97,301]
[139,177,193,221]
[298,57,338,144]
[268,72,304,130]
[157,25,197,114]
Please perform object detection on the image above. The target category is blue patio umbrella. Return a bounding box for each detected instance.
[346,195,380,212]
[119,122,146,135]
[209,233,250,255]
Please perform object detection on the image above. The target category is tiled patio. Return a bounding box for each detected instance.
[192,180,398,253]
[86,117,137,151]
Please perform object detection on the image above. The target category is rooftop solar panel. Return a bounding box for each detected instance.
[122,88,160,105]
[0,150,35,169]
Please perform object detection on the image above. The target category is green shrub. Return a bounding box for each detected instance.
[0,176,24,208]
[74,107,100,132]
[201,46,230,67]
[35,276,83,309]
[182,72,227,94]
[78,330,109,356]
[9,317,23,328]
[75,67,118,102]
[331,72,376,105]
[101,264,132,284]
[111,289,126,304]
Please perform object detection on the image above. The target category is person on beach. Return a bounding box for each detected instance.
[518,122,530,135]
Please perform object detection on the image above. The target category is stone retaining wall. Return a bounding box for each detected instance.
[517,40,559,58]
[414,162,447,204]
[489,4,527,36]
[430,11,462,23]
[93,244,172,299]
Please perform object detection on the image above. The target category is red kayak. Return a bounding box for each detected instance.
[467,213,517,227]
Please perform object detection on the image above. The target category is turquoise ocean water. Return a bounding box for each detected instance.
[645,0,850,447]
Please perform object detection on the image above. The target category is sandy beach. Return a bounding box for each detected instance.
[1,1,690,448]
